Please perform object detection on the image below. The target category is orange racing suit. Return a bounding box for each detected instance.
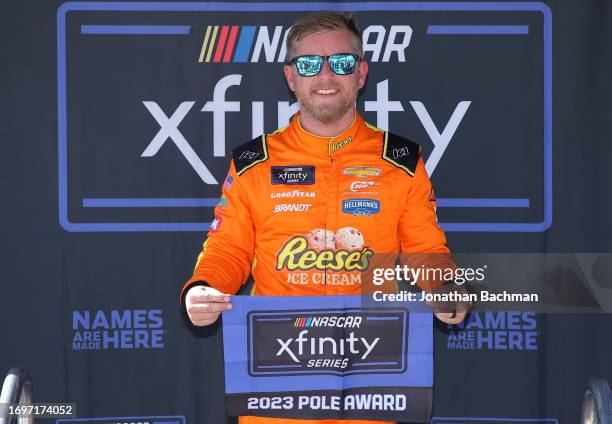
[181,112,452,424]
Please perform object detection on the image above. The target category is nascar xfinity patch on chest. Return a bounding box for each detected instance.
[272,166,315,185]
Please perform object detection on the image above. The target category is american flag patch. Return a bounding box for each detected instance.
[223,174,234,190]
[209,216,223,232]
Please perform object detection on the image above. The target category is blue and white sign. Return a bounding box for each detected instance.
[222,295,433,421]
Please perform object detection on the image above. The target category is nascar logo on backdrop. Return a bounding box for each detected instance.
[197,25,412,63]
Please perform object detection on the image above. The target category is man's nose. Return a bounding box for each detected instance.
[317,59,336,79]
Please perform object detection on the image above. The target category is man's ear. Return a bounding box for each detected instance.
[284,65,295,91]
[358,60,368,89]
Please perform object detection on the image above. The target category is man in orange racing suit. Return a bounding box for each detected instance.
[180,11,468,424]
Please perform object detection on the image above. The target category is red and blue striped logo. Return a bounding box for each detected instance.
[198,25,258,63]
[294,316,313,327]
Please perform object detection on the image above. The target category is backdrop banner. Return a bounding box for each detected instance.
[2,1,612,423]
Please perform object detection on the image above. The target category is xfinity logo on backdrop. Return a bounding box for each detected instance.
[71,309,165,350]
[446,311,538,351]
[141,76,469,182]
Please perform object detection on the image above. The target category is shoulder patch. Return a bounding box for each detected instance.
[232,135,269,176]
[381,132,421,176]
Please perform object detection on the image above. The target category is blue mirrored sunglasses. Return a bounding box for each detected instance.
[286,53,361,77]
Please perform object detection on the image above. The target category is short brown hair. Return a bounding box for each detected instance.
[286,12,363,60]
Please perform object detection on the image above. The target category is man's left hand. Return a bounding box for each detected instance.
[427,283,472,324]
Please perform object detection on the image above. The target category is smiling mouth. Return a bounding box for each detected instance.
[315,88,340,96]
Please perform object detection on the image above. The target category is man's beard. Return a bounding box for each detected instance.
[296,86,358,125]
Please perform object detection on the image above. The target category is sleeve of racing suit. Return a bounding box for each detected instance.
[180,160,255,300]
[398,156,455,291]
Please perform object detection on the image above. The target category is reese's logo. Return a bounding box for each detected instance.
[329,136,352,155]
[276,236,373,272]
[247,309,408,376]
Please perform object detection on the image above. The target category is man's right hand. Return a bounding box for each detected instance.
[185,285,233,326]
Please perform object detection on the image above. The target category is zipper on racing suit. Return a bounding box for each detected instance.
[325,154,337,295]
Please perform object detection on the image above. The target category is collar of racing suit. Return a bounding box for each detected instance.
[290,111,369,160]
